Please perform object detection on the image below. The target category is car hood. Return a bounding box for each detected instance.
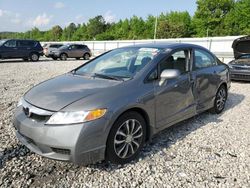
[24,73,121,111]
[232,36,250,59]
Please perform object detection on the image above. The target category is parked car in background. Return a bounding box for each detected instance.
[0,39,43,61]
[51,44,91,61]
[14,43,230,165]
[43,43,63,60]
[229,36,250,81]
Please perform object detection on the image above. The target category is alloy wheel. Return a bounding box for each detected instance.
[60,54,67,61]
[31,54,39,61]
[216,87,226,111]
[114,119,143,159]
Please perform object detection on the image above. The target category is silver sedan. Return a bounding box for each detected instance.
[14,43,230,165]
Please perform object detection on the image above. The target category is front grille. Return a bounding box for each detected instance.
[231,74,250,80]
[51,147,71,155]
[232,65,250,70]
[22,107,49,121]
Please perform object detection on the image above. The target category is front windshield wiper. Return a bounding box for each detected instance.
[93,73,124,81]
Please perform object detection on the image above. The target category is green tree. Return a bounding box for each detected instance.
[61,23,77,41]
[50,25,63,41]
[128,16,146,39]
[29,27,43,40]
[72,24,89,41]
[157,11,192,39]
[192,0,234,37]
[87,15,107,40]
[144,15,156,39]
[223,0,250,35]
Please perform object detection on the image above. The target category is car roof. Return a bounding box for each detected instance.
[121,43,207,50]
[3,39,39,43]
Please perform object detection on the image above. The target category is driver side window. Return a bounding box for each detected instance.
[4,40,16,47]
[159,50,189,74]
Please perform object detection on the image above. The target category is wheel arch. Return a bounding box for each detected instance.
[29,51,39,56]
[60,52,68,57]
[218,82,228,98]
[110,107,152,142]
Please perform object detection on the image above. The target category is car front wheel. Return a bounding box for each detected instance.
[106,111,146,164]
[211,85,227,114]
[60,53,67,61]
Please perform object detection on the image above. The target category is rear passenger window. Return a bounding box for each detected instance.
[76,45,84,49]
[17,41,36,47]
[194,49,216,69]
[160,50,189,74]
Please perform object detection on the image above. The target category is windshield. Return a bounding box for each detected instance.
[0,40,7,46]
[75,47,161,79]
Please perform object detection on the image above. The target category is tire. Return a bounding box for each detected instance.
[52,57,58,60]
[29,53,39,62]
[75,57,81,60]
[210,85,227,114]
[60,53,67,61]
[83,53,90,60]
[106,111,146,164]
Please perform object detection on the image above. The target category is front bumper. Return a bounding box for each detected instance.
[230,69,250,81]
[50,52,60,58]
[13,107,110,165]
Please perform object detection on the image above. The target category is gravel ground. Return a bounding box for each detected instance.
[0,59,249,187]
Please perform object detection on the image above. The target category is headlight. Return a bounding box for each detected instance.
[228,64,233,69]
[46,109,107,125]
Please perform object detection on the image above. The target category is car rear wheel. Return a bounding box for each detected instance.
[60,53,67,61]
[106,111,146,164]
[29,53,39,62]
[211,85,227,114]
[52,57,58,60]
[83,53,90,60]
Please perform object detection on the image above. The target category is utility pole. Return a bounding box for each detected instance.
[154,15,158,40]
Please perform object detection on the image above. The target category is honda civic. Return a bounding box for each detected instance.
[14,43,230,165]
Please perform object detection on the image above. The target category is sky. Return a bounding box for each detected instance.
[0,0,197,32]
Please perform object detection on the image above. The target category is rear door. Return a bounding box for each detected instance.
[155,49,196,128]
[75,45,85,57]
[67,45,78,57]
[191,48,219,111]
[16,40,35,57]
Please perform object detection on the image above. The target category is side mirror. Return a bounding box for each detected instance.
[159,69,180,86]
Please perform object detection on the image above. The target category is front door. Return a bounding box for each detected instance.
[155,49,195,128]
[1,40,18,58]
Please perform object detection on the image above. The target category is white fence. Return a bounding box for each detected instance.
[42,36,242,63]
